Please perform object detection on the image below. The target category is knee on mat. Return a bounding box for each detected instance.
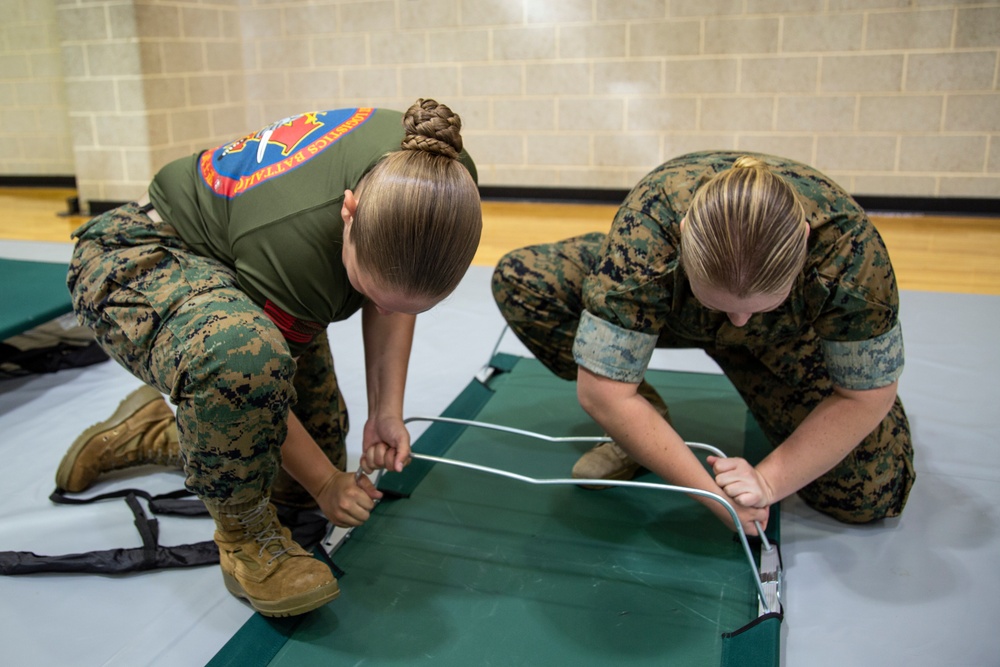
[797,479,912,524]
[490,252,525,305]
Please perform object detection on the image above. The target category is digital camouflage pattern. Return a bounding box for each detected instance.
[272,329,349,507]
[492,151,914,523]
[68,203,347,508]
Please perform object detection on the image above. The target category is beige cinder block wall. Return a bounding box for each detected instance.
[0,0,75,176]
[49,0,249,203]
[1,0,998,208]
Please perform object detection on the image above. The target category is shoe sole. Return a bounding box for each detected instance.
[55,385,165,492]
[222,571,341,617]
[572,466,643,490]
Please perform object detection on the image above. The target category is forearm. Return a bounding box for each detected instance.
[577,368,721,497]
[755,382,897,503]
[577,367,769,533]
[280,410,341,498]
[282,409,382,526]
[361,302,414,418]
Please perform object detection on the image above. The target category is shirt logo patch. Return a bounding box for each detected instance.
[199,108,375,198]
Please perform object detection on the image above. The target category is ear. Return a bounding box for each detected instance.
[342,189,359,229]
[679,215,687,233]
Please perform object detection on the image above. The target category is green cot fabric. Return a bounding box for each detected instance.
[0,259,72,341]
[208,356,780,666]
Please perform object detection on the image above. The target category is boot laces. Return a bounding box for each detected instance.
[233,501,293,565]
[137,419,181,466]
[96,418,179,469]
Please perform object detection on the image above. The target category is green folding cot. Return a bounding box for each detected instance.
[0,258,73,341]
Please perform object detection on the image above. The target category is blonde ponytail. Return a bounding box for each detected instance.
[681,155,807,296]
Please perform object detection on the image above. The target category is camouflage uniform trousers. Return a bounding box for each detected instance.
[67,202,347,509]
[492,233,914,524]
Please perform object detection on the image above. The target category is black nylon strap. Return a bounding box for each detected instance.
[0,489,335,576]
[0,491,219,575]
[50,487,208,517]
[124,493,159,554]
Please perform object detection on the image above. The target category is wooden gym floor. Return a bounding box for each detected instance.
[2,186,998,295]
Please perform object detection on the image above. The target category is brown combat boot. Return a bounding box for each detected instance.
[572,380,672,489]
[56,385,182,492]
[206,498,340,617]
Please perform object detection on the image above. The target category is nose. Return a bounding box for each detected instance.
[728,312,752,327]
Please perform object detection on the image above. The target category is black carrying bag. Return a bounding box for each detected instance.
[0,316,109,379]
[0,340,108,378]
[0,488,332,576]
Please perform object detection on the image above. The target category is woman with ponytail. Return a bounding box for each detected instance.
[64,99,482,616]
[493,151,912,538]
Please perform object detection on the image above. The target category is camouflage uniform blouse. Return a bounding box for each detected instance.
[572,151,904,391]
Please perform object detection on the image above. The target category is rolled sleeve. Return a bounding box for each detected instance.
[572,310,657,384]
[821,321,904,390]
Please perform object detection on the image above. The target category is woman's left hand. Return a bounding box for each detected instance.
[315,470,383,528]
[361,415,412,473]
[707,455,775,509]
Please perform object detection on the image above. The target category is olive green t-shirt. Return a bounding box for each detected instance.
[148,107,477,355]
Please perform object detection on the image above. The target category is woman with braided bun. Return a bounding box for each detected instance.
[493,151,913,537]
[61,99,482,616]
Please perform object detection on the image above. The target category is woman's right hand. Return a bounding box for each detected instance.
[707,455,775,509]
[361,414,412,474]
[703,494,769,537]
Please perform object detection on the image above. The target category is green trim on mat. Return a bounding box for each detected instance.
[486,351,521,374]
[206,614,302,667]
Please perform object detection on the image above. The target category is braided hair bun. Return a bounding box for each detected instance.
[732,155,769,170]
[400,98,463,159]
